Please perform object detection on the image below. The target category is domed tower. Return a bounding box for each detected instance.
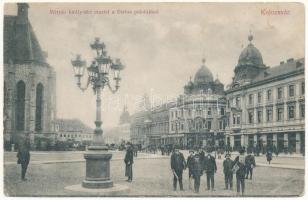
[233,32,267,84]
[184,58,224,95]
[194,58,214,84]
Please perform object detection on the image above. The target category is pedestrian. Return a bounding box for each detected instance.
[223,153,233,190]
[266,151,272,164]
[170,145,186,191]
[191,151,203,193]
[124,143,134,182]
[233,148,246,196]
[245,151,256,179]
[17,135,30,181]
[186,150,195,190]
[203,150,217,191]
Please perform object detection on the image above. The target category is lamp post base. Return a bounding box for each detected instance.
[83,147,113,189]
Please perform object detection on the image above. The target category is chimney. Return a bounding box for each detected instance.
[16,3,29,24]
[287,58,294,63]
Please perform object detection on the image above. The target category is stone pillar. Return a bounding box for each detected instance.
[253,134,257,147]
[296,132,301,154]
[230,135,234,148]
[284,133,288,150]
[273,133,277,147]
[240,134,245,147]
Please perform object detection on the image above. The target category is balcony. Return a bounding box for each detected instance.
[276,98,284,105]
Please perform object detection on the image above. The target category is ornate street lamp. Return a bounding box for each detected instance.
[71,37,124,189]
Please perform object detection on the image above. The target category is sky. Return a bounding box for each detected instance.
[4,2,305,129]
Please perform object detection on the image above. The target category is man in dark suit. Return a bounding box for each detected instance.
[124,143,134,182]
[17,136,31,181]
[170,145,186,191]
[245,152,256,179]
[186,150,195,190]
[203,150,217,191]
[223,153,233,190]
[233,148,246,196]
[191,152,203,193]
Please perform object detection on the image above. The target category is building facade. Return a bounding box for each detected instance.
[3,3,57,150]
[53,119,93,143]
[225,34,305,154]
[130,60,227,150]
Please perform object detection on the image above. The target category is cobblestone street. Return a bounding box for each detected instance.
[4,151,304,197]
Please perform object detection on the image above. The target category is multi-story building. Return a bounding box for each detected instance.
[225,34,305,154]
[169,59,226,149]
[130,60,227,149]
[53,119,93,143]
[3,3,57,150]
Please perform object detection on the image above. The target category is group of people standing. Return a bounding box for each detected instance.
[170,146,256,196]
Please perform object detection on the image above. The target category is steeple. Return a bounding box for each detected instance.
[248,30,253,44]
[17,3,29,24]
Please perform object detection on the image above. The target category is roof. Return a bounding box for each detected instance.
[54,119,93,133]
[252,58,304,83]
[194,64,214,84]
[237,43,264,67]
[4,12,47,64]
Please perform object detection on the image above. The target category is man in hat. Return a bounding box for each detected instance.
[223,153,233,190]
[203,150,217,191]
[245,151,256,179]
[186,150,195,190]
[17,134,31,181]
[233,148,246,196]
[124,142,134,182]
[170,145,186,191]
[191,151,203,193]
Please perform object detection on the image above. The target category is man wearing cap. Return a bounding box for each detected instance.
[223,153,233,190]
[245,151,256,179]
[203,150,217,191]
[170,145,186,191]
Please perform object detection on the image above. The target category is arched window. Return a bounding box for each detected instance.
[35,83,44,131]
[16,81,26,131]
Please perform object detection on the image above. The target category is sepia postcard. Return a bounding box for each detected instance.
[1,0,306,197]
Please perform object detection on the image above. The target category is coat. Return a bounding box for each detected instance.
[187,155,194,172]
[124,148,134,165]
[245,155,256,168]
[17,142,30,165]
[234,155,246,179]
[203,155,217,174]
[171,152,186,172]
[191,154,203,178]
[223,158,233,175]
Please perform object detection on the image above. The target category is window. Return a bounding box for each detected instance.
[300,104,305,118]
[289,85,295,97]
[233,114,236,125]
[248,111,254,124]
[16,81,26,131]
[277,87,283,99]
[257,110,262,123]
[208,108,212,115]
[288,105,295,119]
[220,108,225,116]
[301,82,305,95]
[266,108,273,122]
[249,94,253,105]
[35,83,44,131]
[257,92,262,103]
[267,90,272,101]
[207,121,212,130]
[237,115,241,124]
[219,121,223,130]
[60,134,62,137]
[277,107,283,121]
[236,96,240,107]
[227,100,230,108]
